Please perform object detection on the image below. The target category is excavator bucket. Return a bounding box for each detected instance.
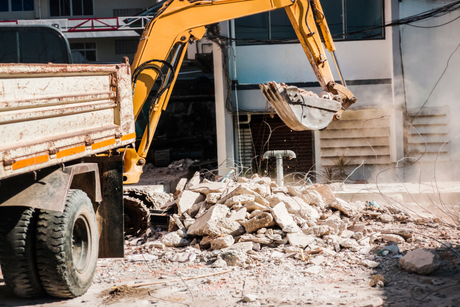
[259,82,342,131]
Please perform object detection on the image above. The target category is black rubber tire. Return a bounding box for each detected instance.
[36,189,99,298]
[0,207,46,298]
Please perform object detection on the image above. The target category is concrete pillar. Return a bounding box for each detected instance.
[213,25,235,176]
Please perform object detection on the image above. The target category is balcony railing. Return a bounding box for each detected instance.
[0,16,153,32]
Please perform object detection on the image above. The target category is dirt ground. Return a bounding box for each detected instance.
[1,222,460,307]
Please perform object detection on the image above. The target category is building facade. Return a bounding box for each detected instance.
[214,0,460,183]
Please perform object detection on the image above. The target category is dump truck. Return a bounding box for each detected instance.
[0,0,357,299]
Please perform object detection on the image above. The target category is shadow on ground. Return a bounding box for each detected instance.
[371,246,460,307]
[0,283,74,307]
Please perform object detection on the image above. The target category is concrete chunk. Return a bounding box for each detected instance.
[271,202,301,233]
[224,194,255,207]
[187,204,229,236]
[303,225,331,237]
[218,185,269,207]
[243,212,276,233]
[328,198,356,217]
[229,208,247,223]
[400,249,441,275]
[189,182,227,195]
[176,191,205,215]
[206,192,222,204]
[286,232,315,248]
[211,235,235,250]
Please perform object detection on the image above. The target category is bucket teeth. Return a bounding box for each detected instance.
[259,81,342,131]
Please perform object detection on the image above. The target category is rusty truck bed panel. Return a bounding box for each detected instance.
[0,63,135,179]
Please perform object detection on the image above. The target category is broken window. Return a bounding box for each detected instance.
[70,42,96,63]
[50,0,93,17]
[0,0,33,11]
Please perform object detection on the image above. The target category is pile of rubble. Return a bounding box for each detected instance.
[124,173,457,276]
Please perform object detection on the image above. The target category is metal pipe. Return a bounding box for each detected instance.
[332,50,347,87]
[262,150,296,187]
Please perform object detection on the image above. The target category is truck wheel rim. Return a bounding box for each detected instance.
[72,215,91,273]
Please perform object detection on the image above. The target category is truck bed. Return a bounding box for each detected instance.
[0,63,136,179]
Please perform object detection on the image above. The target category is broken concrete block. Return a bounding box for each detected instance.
[189,182,227,195]
[249,210,263,219]
[382,229,413,240]
[221,250,247,266]
[243,212,276,233]
[144,241,165,250]
[361,260,380,268]
[340,230,355,239]
[369,274,387,287]
[222,242,253,253]
[328,198,356,217]
[253,184,271,198]
[161,232,190,247]
[266,233,283,244]
[187,204,229,236]
[237,177,249,183]
[381,234,405,244]
[313,184,335,204]
[244,201,268,212]
[218,185,269,207]
[174,178,188,199]
[185,171,201,189]
[216,218,246,236]
[211,235,235,250]
[400,249,441,275]
[380,213,394,223]
[300,189,326,209]
[243,294,258,302]
[229,208,247,223]
[317,217,346,235]
[286,232,315,248]
[224,194,255,207]
[268,193,300,211]
[303,225,331,237]
[340,238,360,249]
[271,202,301,233]
[212,257,228,268]
[205,192,222,204]
[199,236,213,247]
[177,191,205,215]
[239,234,271,245]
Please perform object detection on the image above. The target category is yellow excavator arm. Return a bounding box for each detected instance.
[123,0,357,184]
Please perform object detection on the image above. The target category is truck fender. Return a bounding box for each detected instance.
[0,163,102,212]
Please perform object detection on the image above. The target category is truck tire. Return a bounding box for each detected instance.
[36,189,99,298]
[0,207,46,298]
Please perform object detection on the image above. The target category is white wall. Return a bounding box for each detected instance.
[235,39,393,85]
[399,0,460,181]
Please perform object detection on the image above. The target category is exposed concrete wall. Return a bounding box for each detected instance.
[399,0,460,182]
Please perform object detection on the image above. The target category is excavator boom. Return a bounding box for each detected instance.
[123,0,357,183]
